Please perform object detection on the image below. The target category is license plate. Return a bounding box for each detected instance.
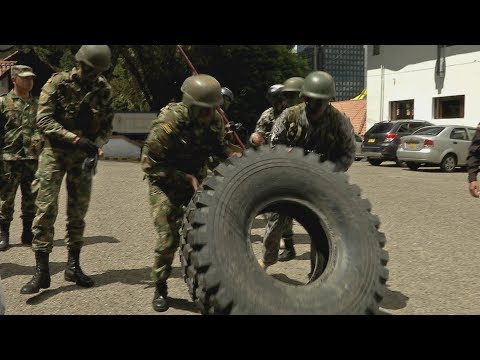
[368,138,375,143]
[407,143,416,149]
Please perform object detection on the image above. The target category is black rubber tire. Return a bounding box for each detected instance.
[180,145,389,314]
[440,154,457,172]
[406,162,420,171]
[368,158,383,166]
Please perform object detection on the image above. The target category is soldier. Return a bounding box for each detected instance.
[467,123,480,197]
[221,87,234,113]
[141,74,242,312]
[0,65,41,251]
[20,45,114,294]
[280,76,305,108]
[251,77,305,262]
[259,71,356,271]
[249,84,284,146]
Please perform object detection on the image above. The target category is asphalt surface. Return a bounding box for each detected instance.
[1,158,479,315]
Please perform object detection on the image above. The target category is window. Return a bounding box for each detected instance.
[373,45,380,56]
[390,100,414,120]
[433,95,464,119]
[450,128,468,140]
[413,126,445,136]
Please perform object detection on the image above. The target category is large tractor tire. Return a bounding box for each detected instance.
[180,145,389,314]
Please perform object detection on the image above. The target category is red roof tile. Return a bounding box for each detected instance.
[0,60,17,78]
[331,99,367,135]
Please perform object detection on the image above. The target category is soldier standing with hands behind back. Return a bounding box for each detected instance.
[0,65,41,251]
[21,45,114,294]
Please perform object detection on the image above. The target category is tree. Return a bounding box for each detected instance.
[9,45,309,140]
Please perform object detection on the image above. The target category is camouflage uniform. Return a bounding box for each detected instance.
[0,89,40,225]
[254,107,283,144]
[32,67,113,253]
[254,106,295,247]
[141,102,230,284]
[262,102,356,264]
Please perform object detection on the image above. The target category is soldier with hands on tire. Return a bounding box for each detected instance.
[141,74,242,312]
[259,71,356,271]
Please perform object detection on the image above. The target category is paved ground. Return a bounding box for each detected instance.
[1,158,479,315]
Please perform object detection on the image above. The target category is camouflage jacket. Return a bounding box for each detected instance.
[36,67,113,149]
[0,90,40,160]
[270,103,356,172]
[141,102,230,187]
[254,107,283,143]
[467,124,480,182]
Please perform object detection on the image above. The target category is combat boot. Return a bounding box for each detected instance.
[278,238,296,262]
[20,252,51,294]
[21,219,33,245]
[152,281,169,312]
[0,222,10,251]
[64,249,94,287]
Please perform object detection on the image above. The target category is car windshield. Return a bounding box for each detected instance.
[412,126,445,136]
[366,123,395,134]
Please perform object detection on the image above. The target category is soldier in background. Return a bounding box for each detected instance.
[0,65,41,251]
[141,74,242,312]
[249,84,284,147]
[259,71,356,273]
[251,77,305,262]
[21,45,114,294]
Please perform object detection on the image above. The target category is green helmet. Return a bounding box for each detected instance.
[300,71,336,100]
[75,45,112,72]
[281,77,304,92]
[181,74,223,108]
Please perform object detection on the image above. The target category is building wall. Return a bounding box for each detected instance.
[298,45,365,101]
[367,45,480,131]
[113,112,157,136]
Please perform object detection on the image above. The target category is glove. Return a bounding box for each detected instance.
[76,137,98,157]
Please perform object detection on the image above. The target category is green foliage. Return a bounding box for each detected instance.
[9,45,309,138]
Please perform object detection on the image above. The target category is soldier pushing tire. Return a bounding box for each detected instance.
[180,145,389,314]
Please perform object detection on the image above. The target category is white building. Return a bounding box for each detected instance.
[367,45,480,131]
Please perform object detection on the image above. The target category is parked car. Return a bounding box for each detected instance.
[397,125,477,172]
[355,133,364,160]
[362,120,434,166]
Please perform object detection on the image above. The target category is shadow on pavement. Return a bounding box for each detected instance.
[167,296,199,314]
[25,267,152,305]
[0,262,66,280]
[270,273,304,286]
[380,287,409,310]
[52,235,120,247]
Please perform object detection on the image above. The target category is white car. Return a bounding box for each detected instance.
[396,125,476,172]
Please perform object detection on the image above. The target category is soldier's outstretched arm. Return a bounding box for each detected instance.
[333,114,356,172]
[36,77,79,143]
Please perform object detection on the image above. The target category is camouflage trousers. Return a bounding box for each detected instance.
[262,213,294,264]
[0,160,38,224]
[148,179,193,284]
[32,146,93,253]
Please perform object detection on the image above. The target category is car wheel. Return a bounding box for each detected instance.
[180,145,389,314]
[440,154,457,172]
[406,162,420,171]
[368,159,383,166]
